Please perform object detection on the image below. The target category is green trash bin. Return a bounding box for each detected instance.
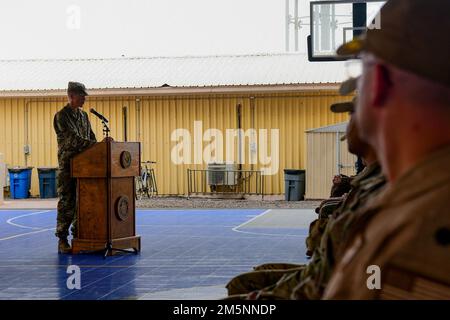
[284,169,306,201]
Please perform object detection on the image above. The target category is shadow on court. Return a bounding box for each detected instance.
[0,208,313,300]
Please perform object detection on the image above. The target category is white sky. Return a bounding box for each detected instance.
[0,1,383,60]
[0,0,314,59]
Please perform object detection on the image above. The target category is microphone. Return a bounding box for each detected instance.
[90,108,108,123]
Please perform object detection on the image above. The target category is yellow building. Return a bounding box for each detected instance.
[0,53,352,197]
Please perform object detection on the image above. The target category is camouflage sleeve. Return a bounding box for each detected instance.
[54,111,96,152]
[86,115,97,143]
[293,221,337,300]
[89,127,97,142]
[305,218,329,257]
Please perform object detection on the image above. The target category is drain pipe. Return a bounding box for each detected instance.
[136,98,141,143]
[24,100,30,167]
[236,103,242,172]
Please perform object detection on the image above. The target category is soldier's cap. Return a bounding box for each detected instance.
[330,100,354,114]
[67,81,88,96]
[330,77,358,113]
[337,0,450,88]
[339,76,358,95]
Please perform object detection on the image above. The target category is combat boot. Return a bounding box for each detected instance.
[58,238,72,254]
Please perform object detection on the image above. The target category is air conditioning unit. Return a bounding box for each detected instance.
[207,162,237,186]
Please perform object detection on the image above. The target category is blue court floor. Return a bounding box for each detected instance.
[0,209,310,300]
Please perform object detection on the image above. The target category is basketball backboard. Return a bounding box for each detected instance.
[308,0,386,61]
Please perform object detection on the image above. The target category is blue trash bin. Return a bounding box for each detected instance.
[37,167,58,199]
[8,167,33,199]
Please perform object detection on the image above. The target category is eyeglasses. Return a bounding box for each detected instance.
[344,59,363,79]
[344,58,380,80]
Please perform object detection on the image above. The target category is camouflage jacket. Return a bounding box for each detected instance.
[306,163,387,255]
[293,162,386,299]
[324,145,450,299]
[53,105,97,169]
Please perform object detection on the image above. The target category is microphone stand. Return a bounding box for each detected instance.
[100,117,137,257]
[102,120,110,138]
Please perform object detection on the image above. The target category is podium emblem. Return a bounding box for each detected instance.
[116,196,130,221]
[120,151,132,168]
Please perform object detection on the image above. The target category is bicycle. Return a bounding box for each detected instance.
[135,161,158,200]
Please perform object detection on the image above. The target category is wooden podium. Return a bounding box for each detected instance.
[71,137,141,256]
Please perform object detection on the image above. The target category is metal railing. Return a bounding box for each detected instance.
[187,169,264,199]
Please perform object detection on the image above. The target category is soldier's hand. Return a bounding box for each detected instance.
[332,175,342,184]
[247,290,260,300]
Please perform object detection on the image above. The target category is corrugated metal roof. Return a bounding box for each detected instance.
[0,53,350,92]
[307,121,348,133]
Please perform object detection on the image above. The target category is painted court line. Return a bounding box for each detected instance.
[0,210,55,241]
[0,263,257,268]
[0,208,286,242]
[138,224,235,228]
[0,208,306,300]
[231,209,305,238]
[6,210,52,229]
[0,228,55,241]
[232,209,272,230]
[231,228,304,238]
[96,239,223,300]
[60,218,218,299]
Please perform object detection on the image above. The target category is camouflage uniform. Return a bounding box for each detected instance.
[330,174,352,197]
[226,171,357,296]
[226,264,305,296]
[275,162,386,299]
[305,175,355,257]
[321,0,450,300]
[53,104,96,239]
[228,162,386,300]
[324,146,450,299]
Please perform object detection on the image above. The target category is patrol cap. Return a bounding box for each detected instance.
[330,77,358,113]
[337,0,450,87]
[67,81,88,96]
[339,77,358,95]
[330,100,354,114]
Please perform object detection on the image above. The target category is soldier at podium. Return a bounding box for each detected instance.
[53,81,97,254]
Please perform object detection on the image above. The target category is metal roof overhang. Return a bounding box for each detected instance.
[0,83,340,98]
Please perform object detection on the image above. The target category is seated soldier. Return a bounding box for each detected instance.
[311,167,355,257]
[237,99,386,300]
[324,0,450,299]
[315,170,353,219]
[225,85,386,299]
[330,174,352,198]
